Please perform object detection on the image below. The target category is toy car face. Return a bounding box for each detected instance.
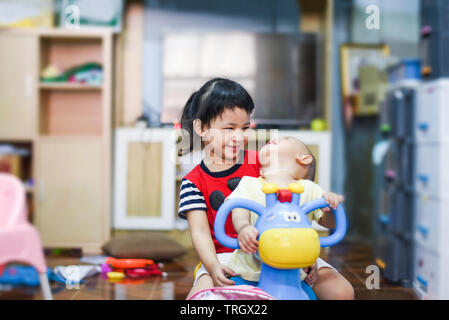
[255,203,321,269]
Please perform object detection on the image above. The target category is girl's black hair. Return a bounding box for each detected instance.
[179,78,255,154]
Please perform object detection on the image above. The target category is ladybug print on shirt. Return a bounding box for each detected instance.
[178,150,260,253]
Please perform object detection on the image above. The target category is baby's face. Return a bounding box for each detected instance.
[259,137,304,170]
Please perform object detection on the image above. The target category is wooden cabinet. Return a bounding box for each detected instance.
[0,29,112,254]
[34,29,112,253]
[0,32,38,140]
[35,138,108,252]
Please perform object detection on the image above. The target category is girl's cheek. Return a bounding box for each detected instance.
[204,128,221,145]
[243,133,249,145]
[258,147,269,164]
[222,130,235,146]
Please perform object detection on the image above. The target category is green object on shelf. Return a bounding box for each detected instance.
[310,118,327,131]
[40,74,69,83]
[380,123,391,133]
[40,62,102,83]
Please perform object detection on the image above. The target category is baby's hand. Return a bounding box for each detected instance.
[210,263,237,287]
[238,225,259,254]
[304,262,318,286]
[322,192,344,211]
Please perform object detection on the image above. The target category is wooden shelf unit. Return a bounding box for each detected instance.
[0,28,113,254]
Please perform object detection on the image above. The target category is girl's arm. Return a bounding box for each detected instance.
[187,209,220,272]
[187,210,237,286]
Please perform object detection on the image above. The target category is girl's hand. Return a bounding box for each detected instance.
[210,263,237,287]
[238,226,259,254]
[304,262,318,286]
[322,192,344,212]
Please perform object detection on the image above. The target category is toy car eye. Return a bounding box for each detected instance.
[283,212,292,221]
[292,213,301,223]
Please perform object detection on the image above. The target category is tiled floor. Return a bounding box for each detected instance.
[0,241,417,300]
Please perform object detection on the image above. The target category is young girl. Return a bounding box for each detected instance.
[177,78,261,299]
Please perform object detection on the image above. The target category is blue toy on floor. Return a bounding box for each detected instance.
[214,181,347,300]
[0,265,74,287]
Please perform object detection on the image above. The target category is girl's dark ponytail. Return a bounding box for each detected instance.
[179,91,199,155]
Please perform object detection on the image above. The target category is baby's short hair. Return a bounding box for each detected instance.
[306,152,316,181]
[279,136,316,181]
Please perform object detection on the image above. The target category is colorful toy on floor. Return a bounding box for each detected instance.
[53,265,99,284]
[0,265,42,286]
[107,271,125,280]
[105,258,155,269]
[213,181,347,300]
[0,265,71,287]
[100,258,165,281]
[125,267,164,279]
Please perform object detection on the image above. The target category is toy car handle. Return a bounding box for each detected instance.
[214,199,266,250]
[300,198,347,247]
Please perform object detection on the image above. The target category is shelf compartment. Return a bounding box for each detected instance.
[40,37,103,75]
[39,90,103,136]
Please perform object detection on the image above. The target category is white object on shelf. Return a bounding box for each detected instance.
[0,144,30,156]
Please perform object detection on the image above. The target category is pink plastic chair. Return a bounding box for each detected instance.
[0,173,52,299]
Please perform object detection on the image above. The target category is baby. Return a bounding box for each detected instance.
[225,136,354,300]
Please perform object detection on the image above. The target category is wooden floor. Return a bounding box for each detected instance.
[0,241,417,300]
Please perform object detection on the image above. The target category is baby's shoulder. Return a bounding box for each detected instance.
[239,175,263,188]
[229,176,262,197]
[298,179,319,187]
[298,179,324,193]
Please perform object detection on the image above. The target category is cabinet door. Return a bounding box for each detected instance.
[114,128,176,230]
[0,32,37,139]
[36,137,108,252]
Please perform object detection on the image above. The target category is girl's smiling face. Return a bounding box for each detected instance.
[196,107,251,164]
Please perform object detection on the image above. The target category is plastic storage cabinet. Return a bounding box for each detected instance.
[414,238,449,300]
[415,79,449,143]
[413,78,449,299]
[420,0,449,79]
[387,59,421,84]
[414,193,449,252]
[373,80,419,286]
